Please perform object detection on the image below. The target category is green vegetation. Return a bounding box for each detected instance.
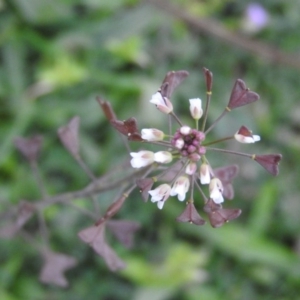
[1,0,300,299]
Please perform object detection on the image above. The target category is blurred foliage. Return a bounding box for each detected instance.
[1,0,300,299]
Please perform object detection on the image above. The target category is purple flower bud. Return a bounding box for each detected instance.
[203,67,213,92]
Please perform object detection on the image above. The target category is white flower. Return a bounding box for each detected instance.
[141,128,164,141]
[189,98,203,120]
[170,176,190,201]
[200,163,211,184]
[130,151,154,168]
[180,126,192,135]
[234,126,260,143]
[209,178,224,204]
[185,162,197,175]
[175,138,184,149]
[150,92,173,114]
[149,184,171,209]
[235,134,260,143]
[154,151,173,164]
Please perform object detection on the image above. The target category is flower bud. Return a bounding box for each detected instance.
[130,151,154,168]
[189,98,203,120]
[141,128,164,141]
[150,92,173,114]
[234,125,260,143]
[209,178,224,204]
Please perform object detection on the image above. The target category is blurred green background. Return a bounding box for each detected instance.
[1,0,300,299]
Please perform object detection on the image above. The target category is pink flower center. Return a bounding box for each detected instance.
[171,128,206,161]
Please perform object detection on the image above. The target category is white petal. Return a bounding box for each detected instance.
[149,92,173,114]
[211,193,224,204]
[149,184,171,203]
[130,151,154,168]
[150,92,164,105]
[200,163,211,184]
[157,201,164,209]
[210,189,224,203]
[180,126,192,135]
[170,176,190,201]
[149,190,159,202]
[177,193,186,201]
[209,178,224,203]
[154,151,172,164]
[253,135,261,142]
[189,98,203,120]
[234,133,261,144]
[175,138,184,149]
[141,128,164,141]
[185,162,197,175]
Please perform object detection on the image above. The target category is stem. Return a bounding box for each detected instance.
[168,114,172,141]
[190,173,195,200]
[30,160,47,198]
[76,156,97,181]
[36,166,151,209]
[143,140,175,148]
[201,91,212,132]
[204,108,229,135]
[19,230,45,253]
[194,180,209,203]
[206,147,253,158]
[170,111,183,127]
[195,119,199,131]
[37,210,50,245]
[202,136,234,146]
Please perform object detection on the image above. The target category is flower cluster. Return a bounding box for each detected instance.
[128,69,282,227]
[8,69,283,283]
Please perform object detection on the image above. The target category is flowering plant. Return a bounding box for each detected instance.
[7,69,282,283]
[100,69,282,228]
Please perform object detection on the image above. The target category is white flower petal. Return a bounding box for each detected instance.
[175,138,184,149]
[180,126,192,135]
[189,98,203,120]
[253,135,261,142]
[210,190,224,204]
[141,128,164,141]
[185,162,197,175]
[157,201,164,209]
[148,184,171,205]
[209,178,224,204]
[149,92,173,114]
[170,176,190,201]
[154,151,172,164]
[200,163,211,184]
[150,92,164,105]
[130,151,154,168]
[234,126,261,144]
